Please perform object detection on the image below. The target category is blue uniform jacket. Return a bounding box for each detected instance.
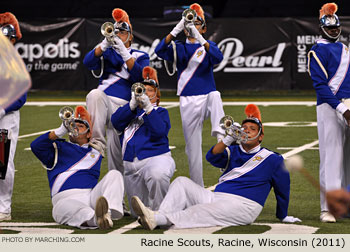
[155,38,223,96]
[83,47,149,101]
[308,39,350,109]
[31,132,102,197]
[206,145,290,220]
[111,104,171,162]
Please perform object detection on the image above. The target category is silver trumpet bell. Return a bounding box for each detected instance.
[101,22,116,44]
[131,82,146,97]
[58,106,79,137]
[182,8,197,23]
[219,115,248,144]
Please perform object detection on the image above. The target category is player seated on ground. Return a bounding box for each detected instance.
[132,104,301,230]
[111,66,175,217]
[30,106,124,229]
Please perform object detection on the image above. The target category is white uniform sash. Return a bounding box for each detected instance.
[51,148,101,197]
[328,43,350,94]
[177,46,206,95]
[217,148,273,185]
[122,112,146,158]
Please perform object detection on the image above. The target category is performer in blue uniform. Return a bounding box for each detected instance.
[83,8,149,175]
[31,106,124,229]
[154,3,225,187]
[131,104,300,230]
[0,12,27,222]
[111,66,175,217]
[307,3,350,223]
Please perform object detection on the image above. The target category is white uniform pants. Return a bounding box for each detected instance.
[86,89,127,173]
[317,103,350,211]
[180,91,225,186]
[0,111,20,214]
[51,170,124,229]
[158,177,262,229]
[123,152,175,216]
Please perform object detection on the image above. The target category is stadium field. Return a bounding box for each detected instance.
[2,94,350,234]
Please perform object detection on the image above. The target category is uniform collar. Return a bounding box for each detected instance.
[239,144,261,154]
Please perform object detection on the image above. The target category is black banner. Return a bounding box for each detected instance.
[15,17,350,91]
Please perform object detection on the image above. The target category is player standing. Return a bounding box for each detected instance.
[155,3,225,187]
[83,8,149,175]
[307,3,350,223]
[0,12,27,222]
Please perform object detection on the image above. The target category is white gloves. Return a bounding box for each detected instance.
[222,134,235,146]
[281,216,302,223]
[99,38,111,52]
[54,123,68,138]
[185,23,207,46]
[170,18,185,37]
[139,94,153,114]
[129,92,138,111]
[112,36,132,62]
[0,108,5,120]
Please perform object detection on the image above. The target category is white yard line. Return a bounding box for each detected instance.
[18,129,55,139]
[108,220,140,234]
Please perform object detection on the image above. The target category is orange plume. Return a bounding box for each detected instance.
[0,12,22,40]
[142,66,159,85]
[112,8,132,31]
[190,3,205,22]
[244,104,262,122]
[319,3,338,19]
[75,106,92,132]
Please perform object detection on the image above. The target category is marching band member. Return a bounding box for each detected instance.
[132,104,300,230]
[31,106,124,229]
[307,3,350,223]
[0,12,27,222]
[111,66,175,217]
[154,3,225,187]
[83,8,149,176]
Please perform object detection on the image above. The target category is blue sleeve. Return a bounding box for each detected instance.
[111,104,137,132]
[155,38,175,61]
[271,157,290,220]
[143,108,170,140]
[207,41,223,65]
[309,46,340,109]
[5,93,27,113]
[83,49,101,70]
[30,132,56,168]
[206,146,229,169]
[128,53,150,83]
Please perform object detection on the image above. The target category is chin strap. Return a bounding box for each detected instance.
[321,26,341,41]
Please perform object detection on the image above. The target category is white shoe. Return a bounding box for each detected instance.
[320,211,336,223]
[89,140,105,157]
[131,196,157,230]
[0,212,11,221]
[95,196,113,229]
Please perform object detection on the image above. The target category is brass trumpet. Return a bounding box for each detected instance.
[219,115,248,144]
[101,22,116,45]
[131,82,146,97]
[58,106,79,137]
[182,8,197,23]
